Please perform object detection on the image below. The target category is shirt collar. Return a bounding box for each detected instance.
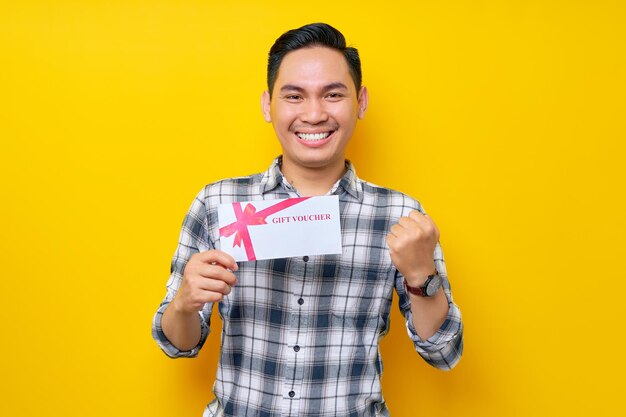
[259,156,363,201]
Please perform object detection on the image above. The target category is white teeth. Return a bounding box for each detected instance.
[297,132,331,141]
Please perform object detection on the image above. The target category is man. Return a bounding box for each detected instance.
[153,23,463,417]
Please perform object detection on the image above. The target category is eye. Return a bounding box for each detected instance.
[326,92,344,100]
[285,94,303,101]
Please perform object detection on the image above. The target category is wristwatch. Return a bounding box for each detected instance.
[404,273,441,297]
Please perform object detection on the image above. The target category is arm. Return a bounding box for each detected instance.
[396,251,463,370]
[151,189,238,357]
[387,210,463,370]
[161,250,238,351]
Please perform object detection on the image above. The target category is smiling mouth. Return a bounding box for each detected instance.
[296,131,334,142]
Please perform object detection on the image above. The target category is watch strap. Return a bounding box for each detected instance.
[404,274,438,297]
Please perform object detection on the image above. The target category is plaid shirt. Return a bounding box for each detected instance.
[152,158,463,417]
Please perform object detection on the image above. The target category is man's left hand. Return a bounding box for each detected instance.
[386,210,440,286]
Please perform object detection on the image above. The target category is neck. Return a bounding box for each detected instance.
[280,157,346,197]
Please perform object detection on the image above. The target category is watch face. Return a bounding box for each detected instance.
[426,275,442,296]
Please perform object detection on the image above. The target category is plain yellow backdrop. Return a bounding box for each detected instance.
[1,1,624,416]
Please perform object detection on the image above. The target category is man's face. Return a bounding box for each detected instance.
[262,47,368,172]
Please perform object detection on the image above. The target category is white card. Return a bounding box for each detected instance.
[218,195,342,262]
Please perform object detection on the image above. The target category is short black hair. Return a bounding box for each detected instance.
[267,23,362,98]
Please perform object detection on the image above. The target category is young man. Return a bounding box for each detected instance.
[153,23,463,417]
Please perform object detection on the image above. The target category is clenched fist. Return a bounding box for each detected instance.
[171,250,239,314]
[386,210,440,286]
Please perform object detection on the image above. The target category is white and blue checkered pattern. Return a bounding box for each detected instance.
[153,158,463,417]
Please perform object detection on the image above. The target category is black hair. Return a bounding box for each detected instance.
[267,23,362,98]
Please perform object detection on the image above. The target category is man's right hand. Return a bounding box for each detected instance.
[171,250,239,314]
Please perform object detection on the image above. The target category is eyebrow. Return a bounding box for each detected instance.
[279,82,349,94]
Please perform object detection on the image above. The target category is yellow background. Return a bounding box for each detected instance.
[1,1,624,416]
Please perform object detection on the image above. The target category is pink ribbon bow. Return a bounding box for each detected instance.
[219,197,311,261]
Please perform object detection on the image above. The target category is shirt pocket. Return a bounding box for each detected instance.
[327,266,394,320]
[322,267,392,375]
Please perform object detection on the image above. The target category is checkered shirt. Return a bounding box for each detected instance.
[152,158,463,417]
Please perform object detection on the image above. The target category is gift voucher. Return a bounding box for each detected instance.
[218,195,342,262]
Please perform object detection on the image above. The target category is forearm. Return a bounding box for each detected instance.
[409,287,449,340]
[161,302,203,352]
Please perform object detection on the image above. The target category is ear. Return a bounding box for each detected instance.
[261,90,272,122]
[357,86,368,119]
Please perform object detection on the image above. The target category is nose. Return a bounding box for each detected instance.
[299,99,329,124]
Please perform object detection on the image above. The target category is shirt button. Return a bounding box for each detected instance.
[303,256,309,262]
[297,298,304,305]
[288,390,295,398]
[294,345,300,352]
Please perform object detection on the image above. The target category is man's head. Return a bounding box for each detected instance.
[267,23,362,99]
[261,24,368,177]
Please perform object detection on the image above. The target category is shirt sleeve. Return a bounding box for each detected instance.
[151,187,215,358]
[395,242,464,370]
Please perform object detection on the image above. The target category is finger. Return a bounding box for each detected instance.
[194,250,239,271]
[195,264,238,286]
[398,216,418,229]
[188,288,227,306]
[388,223,406,238]
[202,278,234,296]
[409,210,438,233]
[385,233,399,250]
[408,209,429,223]
[186,274,235,301]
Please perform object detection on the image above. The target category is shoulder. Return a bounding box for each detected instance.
[196,172,264,206]
[358,179,424,216]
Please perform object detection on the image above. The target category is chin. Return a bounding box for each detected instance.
[296,154,344,169]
